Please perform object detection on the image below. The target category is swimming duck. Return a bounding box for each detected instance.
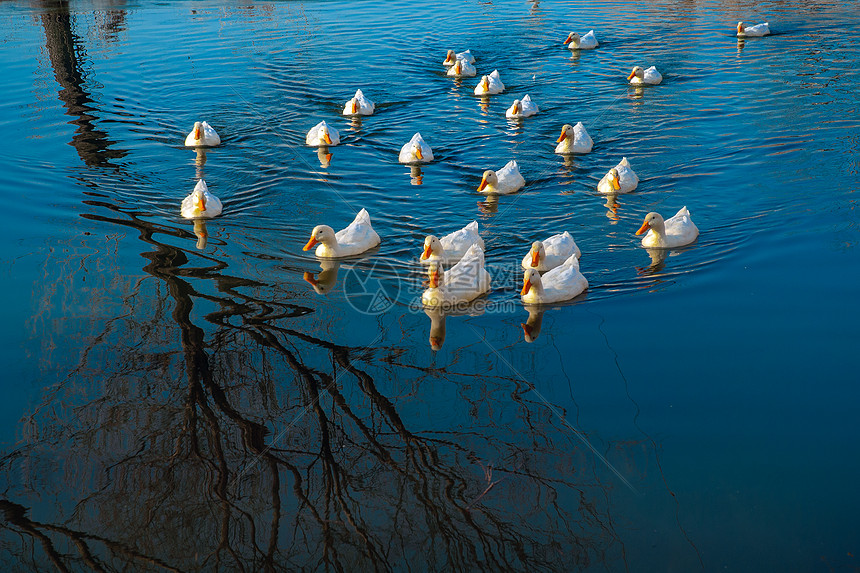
[184,121,220,147]
[564,30,599,49]
[474,70,505,95]
[555,122,593,154]
[342,89,374,116]
[597,157,639,193]
[477,160,525,194]
[635,206,699,248]
[446,58,477,78]
[443,49,475,66]
[306,121,340,147]
[399,132,434,163]
[521,232,581,272]
[521,254,588,304]
[736,21,770,37]
[181,179,222,219]
[303,208,380,257]
[421,220,485,264]
[505,95,539,118]
[627,66,662,85]
[422,244,491,306]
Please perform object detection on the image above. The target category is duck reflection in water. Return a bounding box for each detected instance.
[317,147,332,168]
[303,260,341,295]
[604,193,620,222]
[628,85,645,102]
[477,193,499,214]
[424,307,446,350]
[737,38,745,55]
[349,115,363,132]
[637,247,670,275]
[478,95,490,113]
[521,307,544,343]
[192,219,208,250]
[410,165,423,186]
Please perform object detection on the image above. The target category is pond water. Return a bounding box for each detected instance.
[1,0,859,570]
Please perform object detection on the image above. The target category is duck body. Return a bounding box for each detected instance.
[505,95,539,119]
[564,30,599,50]
[342,89,375,116]
[636,206,699,248]
[303,208,380,258]
[181,179,222,219]
[555,122,593,154]
[737,22,770,37]
[444,49,475,66]
[628,66,662,85]
[185,121,220,147]
[477,160,525,195]
[422,244,491,306]
[598,157,639,193]
[521,232,581,272]
[399,132,434,163]
[521,254,587,305]
[421,220,485,264]
[446,58,477,78]
[474,70,504,95]
[306,121,340,146]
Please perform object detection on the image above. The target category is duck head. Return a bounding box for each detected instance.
[421,235,444,260]
[607,168,621,191]
[477,169,498,192]
[556,123,574,143]
[521,268,543,296]
[736,22,745,35]
[303,224,336,251]
[319,123,333,145]
[479,75,490,92]
[348,97,359,114]
[635,212,665,236]
[627,66,644,81]
[444,49,456,65]
[564,32,580,47]
[192,121,203,141]
[510,99,522,115]
[528,241,546,268]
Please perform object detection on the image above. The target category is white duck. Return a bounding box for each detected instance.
[598,157,639,194]
[181,179,222,219]
[736,21,770,37]
[555,122,593,154]
[444,49,475,66]
[306,121,340,147]
[184,121,220,147]
[303,208,380,257]
[521,254,588,304]
[505,95,539,119]
[422,244,491,306]
[342,89,374,116]
[521,232,581,272]
[446,58,477,78]
[627,66,662,85]
[474,70,504,95]
[635,206,699,248]
[477,160,525,194]
[421,220,485,264]
[399,132,434,163]
[564,30,599,50]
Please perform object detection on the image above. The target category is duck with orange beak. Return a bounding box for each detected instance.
[635,206,699,248]
[420,221,484,265]
[505,95,539,119]
[554,122,593,154]
[473,69,505,95]
[342,89,375,116]
[303,208,380,258]
[627,65,663,85]
[736,21,770,37]
[184,121,221,147]
[477,160,525,195]
[399,132,433,164]
[563,30,599,50]
[181,179,222,219]
[446,57,477,78]
[597,157,639,194]
[521,232,580,272]
[306,120,340,147]
[521,254,588,305]
[443,49,475,67]
[421,244,491,307]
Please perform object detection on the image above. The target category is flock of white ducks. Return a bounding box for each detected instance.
[181,21,772,314]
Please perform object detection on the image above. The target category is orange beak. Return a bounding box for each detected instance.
[303,236,318,251]
[429,336,442,348]
[513,102,521,115]
[563,34,572,45]
[737,23,744,34]
[421,243,432,260]
[635,221,650,235]
[477,176,488,192]
[454,62,461,75]
[415,147,423,160]
[429,268,440,288]
[194,126,201,140]
[196,195,206,212]
[556,129,567,143]
[323,131,332,145]
[351,100,358,114]
[627,70,637,81]
[611,176,620,191]
[303,271,318,286]
[481,78,489,91]
[521,323,532,337]
[521,278,532,296]
[531,250,540,267]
